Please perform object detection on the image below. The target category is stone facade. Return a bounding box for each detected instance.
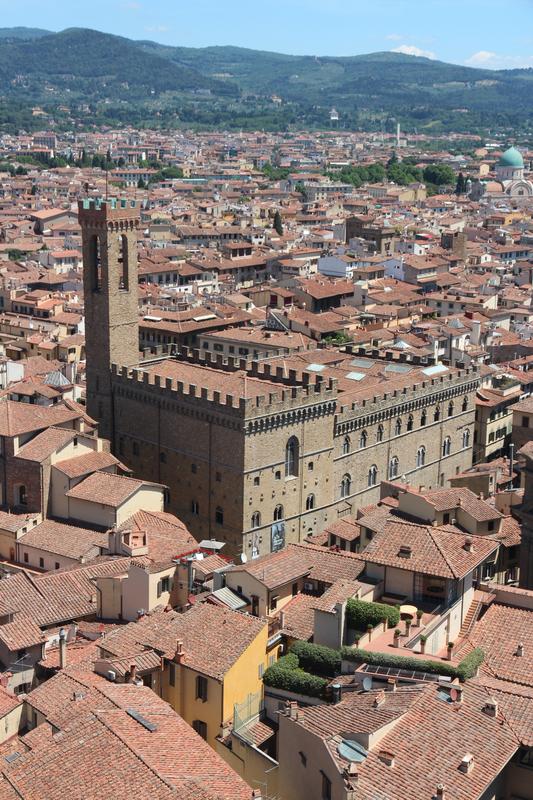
[110,352,478,558]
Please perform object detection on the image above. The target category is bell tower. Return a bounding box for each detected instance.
[78,198,140,440]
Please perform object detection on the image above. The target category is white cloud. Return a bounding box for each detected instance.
[386,33,402,41]
[145,25,169,33]
[465,50,533,69]
[392,44,436,59]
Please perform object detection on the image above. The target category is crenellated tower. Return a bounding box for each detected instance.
[78,198,140,439]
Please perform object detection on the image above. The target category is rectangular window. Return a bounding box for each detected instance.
[258,663,264,678]
[39,557,44,568]
[161,576,171,593]
[23,553,28,563]
[196,675,208,701]
[299,751,307,767]
[270,595,278,612]
[321,773,332,800]
[192,720,207,740]
[522,416,529,428]
[169,663,176,687]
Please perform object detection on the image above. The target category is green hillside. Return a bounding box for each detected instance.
[0,28,530,132]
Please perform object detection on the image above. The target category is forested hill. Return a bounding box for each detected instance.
[0,27,531,132]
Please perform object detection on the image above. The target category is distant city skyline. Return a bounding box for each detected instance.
[2,0,533,69]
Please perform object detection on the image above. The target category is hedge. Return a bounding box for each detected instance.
[263,652,328,698]
[341,645,485,682]
[290,641,341,677]
[346,599,400,631]
[455,648,484,681]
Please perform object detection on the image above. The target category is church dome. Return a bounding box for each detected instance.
[497,146,524,168]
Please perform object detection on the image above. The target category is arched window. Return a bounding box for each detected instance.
[342,435,351,455]
[442,437,451,457]
[251,511,261,528]
[274,504,284,521]
[340,474,351,498]
[462,429,470,449]
[305,494,315,511]
[368,465,378,487]
[89,234,102,291]
[285,437,299,477]
[18,485,27,506]
[377,424,384,442]
[407,414,414,432]
[416,446,426,467]
[420,409,427,427]
[462,396,468,412]
[448,401,454,418]
[359,430,367,449]
[434,406,441,422]
[118,234,129,290]
[215,506,224,525]
[389,457,399,479]
[395,418,402,436]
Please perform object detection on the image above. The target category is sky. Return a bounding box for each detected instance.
[1,0,533,69]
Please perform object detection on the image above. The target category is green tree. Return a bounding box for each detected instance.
[423,164,456,187]
[455,171,466,195]
[137,177,146,189]
[273,210,283,236]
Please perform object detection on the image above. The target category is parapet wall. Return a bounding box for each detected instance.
[78,197,140,226]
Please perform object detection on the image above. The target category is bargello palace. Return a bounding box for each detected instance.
[81,198,480,557]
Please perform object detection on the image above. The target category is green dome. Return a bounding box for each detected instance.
[498,146,524,168]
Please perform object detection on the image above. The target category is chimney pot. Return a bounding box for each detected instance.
[483,698,498,717]
[373,690,386,708]
[516,642,524,657]
[436,784,445,800]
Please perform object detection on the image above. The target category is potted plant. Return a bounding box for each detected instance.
[415,609,423,628]
[404,618,412,636]
[419,634,428,654]
[354,633,361,649]
[381,617,388,632]
[393,629,401,648]
[367,624,373,642]
[446,641,454,661]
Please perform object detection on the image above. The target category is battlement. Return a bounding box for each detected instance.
[112,346,337,421]
[78,197,140,225]
[336,362,480,423]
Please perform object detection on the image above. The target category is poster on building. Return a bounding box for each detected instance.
[271,521,285,552]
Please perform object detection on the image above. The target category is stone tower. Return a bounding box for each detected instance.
[78,198,140,440]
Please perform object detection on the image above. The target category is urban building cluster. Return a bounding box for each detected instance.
[0,126,529,799]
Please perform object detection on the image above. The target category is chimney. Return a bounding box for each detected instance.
[459,754,474,774]
[516,642,524,657]
[388,678,397,692]
[175,639,185,664]
[288,701,299,720]
[59,627,67,670]
[436,785,445,800]
[331,683,342,704]
[279,609,285,629]
[463,536,474,553]
[128,662,137,684]
[483,698,498,718]
[373,690,386,708]
[137,609,146,620]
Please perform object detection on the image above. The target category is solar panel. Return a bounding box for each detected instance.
[350,358,373,369]
[5,753,20,764]
[359,663,445,683]
[307,363,326,372]
[422,364,449,377]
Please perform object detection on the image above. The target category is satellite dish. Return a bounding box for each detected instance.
[240,553,248,563]
[449,687,458,702]
[362,676,373,691]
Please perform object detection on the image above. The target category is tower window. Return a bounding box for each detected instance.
[274,504,284,521]
[118,234,129,290]
[215,507,224,525]
[340,474,351,498]
[89,234,102,292]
